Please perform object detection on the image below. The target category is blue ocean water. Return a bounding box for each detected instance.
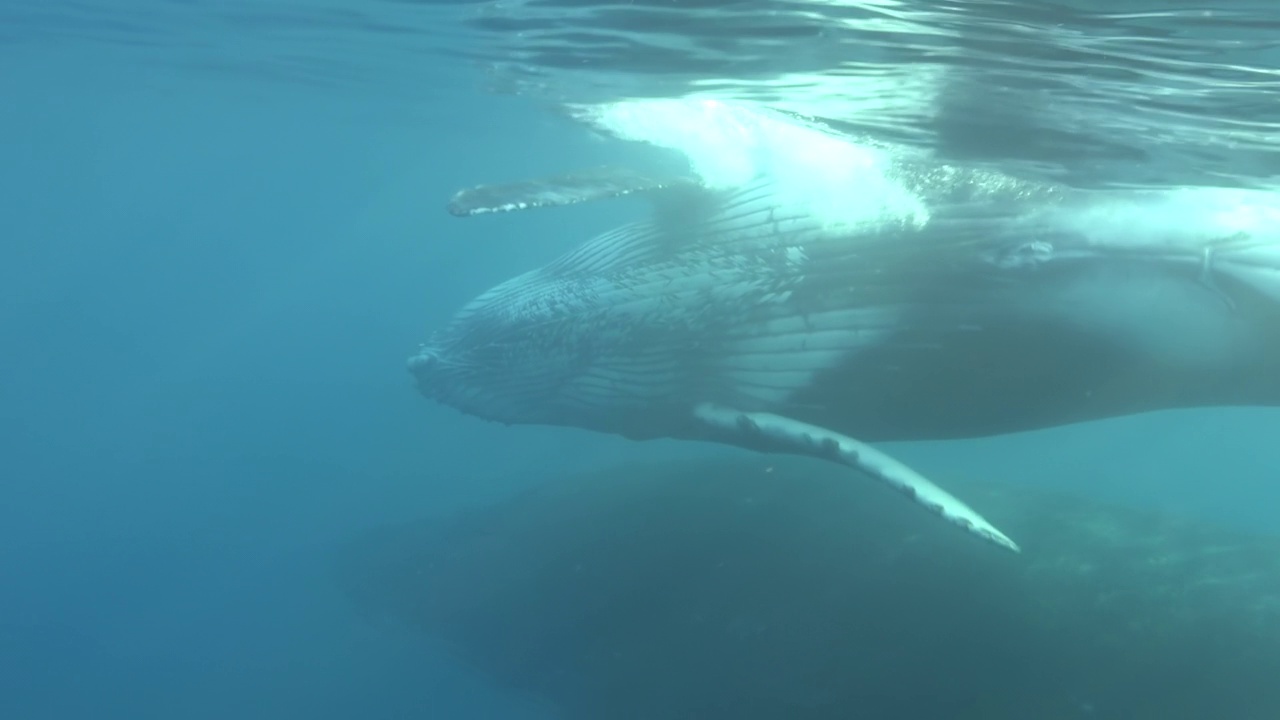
[0,31,626,720]
[3,2,1279,719]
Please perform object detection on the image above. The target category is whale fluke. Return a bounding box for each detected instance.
[693,403,1019,552]
[446,166,700,217]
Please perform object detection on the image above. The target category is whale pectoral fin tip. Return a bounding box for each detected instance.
[980,526,1020,553]
[693,404,1019,554]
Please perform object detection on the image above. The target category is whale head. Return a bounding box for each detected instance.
[407,301,582,428]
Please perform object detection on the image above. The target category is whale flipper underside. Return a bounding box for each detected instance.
[693,403,1020,552]
[446,166,701,217]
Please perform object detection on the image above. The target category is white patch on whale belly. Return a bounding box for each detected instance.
[1055,268,1251,369]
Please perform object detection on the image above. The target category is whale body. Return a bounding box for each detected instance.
[411,159,1280,551]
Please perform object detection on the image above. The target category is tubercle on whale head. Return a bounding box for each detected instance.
[406,341,448,401]
[406,338,498,421]
[405,328,572,427]
[407,328,484,402]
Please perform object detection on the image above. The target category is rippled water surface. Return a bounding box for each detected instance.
[10,0,1280,188]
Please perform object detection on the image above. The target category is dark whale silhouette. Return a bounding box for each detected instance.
[336,456,1280,720]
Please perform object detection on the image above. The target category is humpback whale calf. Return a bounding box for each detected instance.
[411,147,1280,552]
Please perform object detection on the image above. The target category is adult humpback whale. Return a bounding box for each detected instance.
[411,151,1280,552]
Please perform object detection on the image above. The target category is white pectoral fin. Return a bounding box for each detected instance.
[693,403,1020,553]
[445,166,701,217]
